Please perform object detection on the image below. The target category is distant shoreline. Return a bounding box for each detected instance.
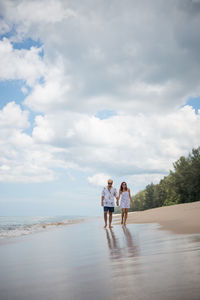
[114,201,200,234]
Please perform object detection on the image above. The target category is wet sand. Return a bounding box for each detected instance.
[0,218,200,300]
[115,201,200,234]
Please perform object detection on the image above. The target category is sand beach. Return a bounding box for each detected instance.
[115,201,200,234]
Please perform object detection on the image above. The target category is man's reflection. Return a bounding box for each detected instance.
[105,227,139,260]
[105,229,122,259]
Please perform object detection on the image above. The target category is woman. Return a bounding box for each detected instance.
[117,182,132,226]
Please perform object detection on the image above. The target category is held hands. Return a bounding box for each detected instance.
[116,196,119,207]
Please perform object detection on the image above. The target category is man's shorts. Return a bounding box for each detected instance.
[104,206,114,213]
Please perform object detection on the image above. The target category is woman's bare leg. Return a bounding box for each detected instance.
[124,208,128,226]
[121,209,125,225]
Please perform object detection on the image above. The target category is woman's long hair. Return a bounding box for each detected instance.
[120,181,128,192]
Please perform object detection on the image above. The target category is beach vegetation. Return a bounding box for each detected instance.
[130,146,200,211]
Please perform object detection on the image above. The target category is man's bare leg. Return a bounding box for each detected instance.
[104,211,107,228]
[109,212,113,228]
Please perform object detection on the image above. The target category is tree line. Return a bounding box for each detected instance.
[115,146,200,213]
[131,147,200,211]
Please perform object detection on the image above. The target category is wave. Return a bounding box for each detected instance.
[0,216,84,239]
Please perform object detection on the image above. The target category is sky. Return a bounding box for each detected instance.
[0,0,200,216]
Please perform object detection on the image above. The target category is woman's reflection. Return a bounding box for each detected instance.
[122,226,139,257]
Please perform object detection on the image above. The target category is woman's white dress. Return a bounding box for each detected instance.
[120,191,130,208]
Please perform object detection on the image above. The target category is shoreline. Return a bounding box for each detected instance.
[114,201,200,234]
[0,218,85,246]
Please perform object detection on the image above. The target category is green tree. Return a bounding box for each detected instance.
[188,147,200,202]
[144,183,155,209]
[132,190,146,211]
[129,146,200,211]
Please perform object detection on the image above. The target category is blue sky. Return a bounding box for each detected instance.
[0,0,200,216]
[185,98,200,113]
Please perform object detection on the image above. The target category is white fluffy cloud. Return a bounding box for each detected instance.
[0,0,200,192]
[0,0,76,40]
[0,102,78,182]
[24,58,71,112]
[0,102,200,186]
[31,105,200,175]
[1,101,198,184]
[0,101,29,128]
[1,0,200,114]
[88,173,111,187]
[0,38,45,86]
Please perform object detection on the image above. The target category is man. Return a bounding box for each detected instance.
[101,179,118,229]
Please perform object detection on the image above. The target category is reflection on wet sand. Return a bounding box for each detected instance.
[105,226,139,260]
[105,228,122,259]
[105,226,141,299]
[122,226,139,258]
[105,225,200,300]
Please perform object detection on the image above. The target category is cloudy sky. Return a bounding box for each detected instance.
[0,0,200,216]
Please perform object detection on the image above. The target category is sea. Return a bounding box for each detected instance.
[0,215,85,239]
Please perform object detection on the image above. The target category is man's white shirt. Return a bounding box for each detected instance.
[102,186,118,207]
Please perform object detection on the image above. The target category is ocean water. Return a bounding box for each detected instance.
[0,215,84,239]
